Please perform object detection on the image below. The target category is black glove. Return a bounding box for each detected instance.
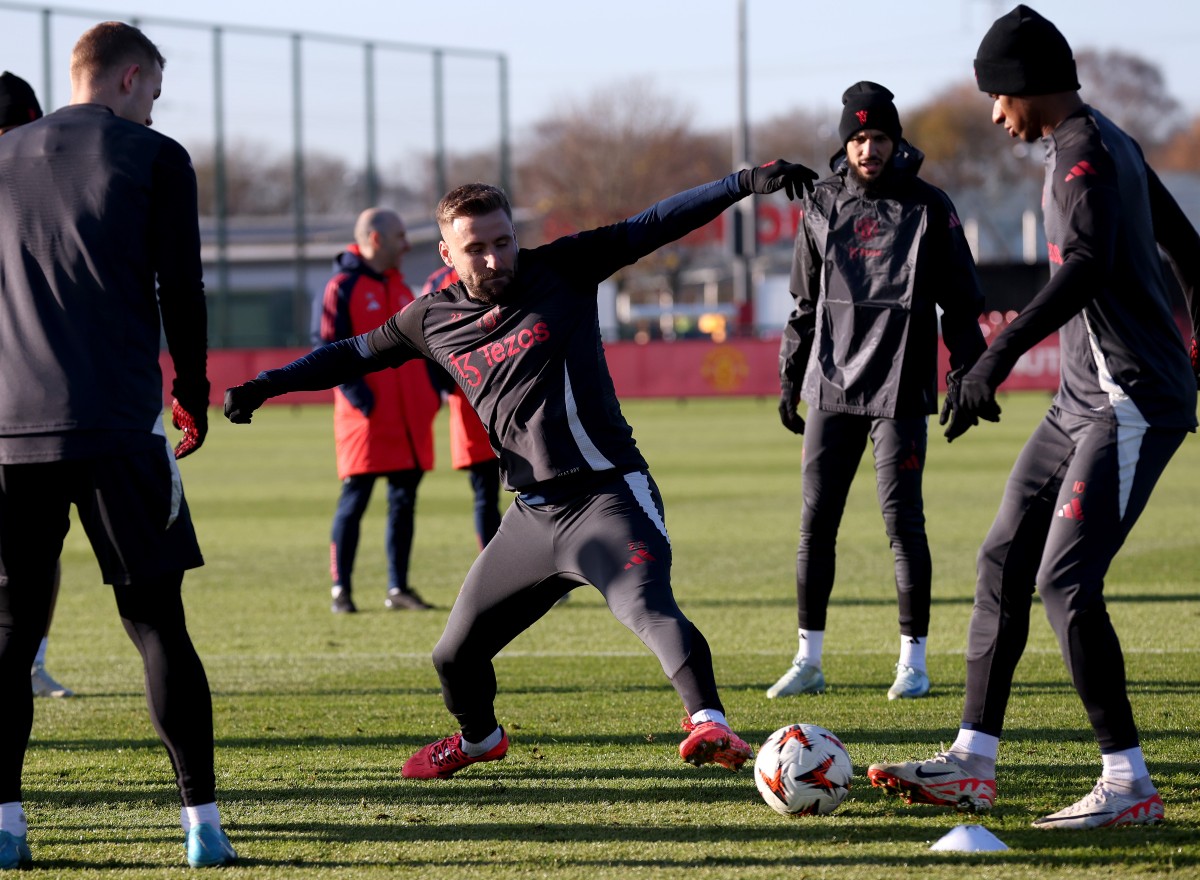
[938,368,965,433]
[943,375,1001,443]
[224,379,272,424]
[1191,336,1199,390]
[171,398,208,459]
[778,381,806,435]
[738,160,819,200]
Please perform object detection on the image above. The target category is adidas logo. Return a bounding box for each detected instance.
[1057,498,1084,520]
[899,453,922,471]
[1065,160,1099,182]
[624,549,656,570]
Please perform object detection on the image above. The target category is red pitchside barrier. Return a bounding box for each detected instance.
[165,335,1064,408]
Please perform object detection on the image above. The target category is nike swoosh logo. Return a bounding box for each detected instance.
[913,766,957,779]
[1039,811,1106,822]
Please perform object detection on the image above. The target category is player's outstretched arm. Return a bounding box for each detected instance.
[223,336,380,424]
[603,160,819,279]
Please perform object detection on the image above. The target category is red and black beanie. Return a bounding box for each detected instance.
[838,81,902,145]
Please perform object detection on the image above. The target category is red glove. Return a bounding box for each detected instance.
[172,398,208,459]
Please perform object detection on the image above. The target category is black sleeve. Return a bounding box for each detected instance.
[1148,165,1200,339]
[932,195,987,375]
[255,286,428,394]
[536,173,746,286]
[367,294,435,363]
[971,174,1115,388]
[779,206,819,386]
[153,141,209,412]
[259,336,380,393]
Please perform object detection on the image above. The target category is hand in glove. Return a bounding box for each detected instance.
[171,398,208,459]
[224,379,272,425]
[778,381,806,435]
[738,159,819,200]
[942,374,1001,443]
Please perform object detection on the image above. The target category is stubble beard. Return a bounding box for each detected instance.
[463,262,517,305]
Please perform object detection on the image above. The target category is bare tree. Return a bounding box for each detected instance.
[1077,49,1182,150]
[1151,115,1200,172]
[193,141,368,216]
[751,106,841,175]
[516,78,727,243]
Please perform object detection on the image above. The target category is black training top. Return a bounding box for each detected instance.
[971,106,1198,429]
[257,173,750,494]
[780,140,987,418]
[0,103,208,463]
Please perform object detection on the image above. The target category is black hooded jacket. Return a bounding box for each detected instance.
[780,141,986,418]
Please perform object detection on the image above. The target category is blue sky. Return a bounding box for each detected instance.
[4,0,1197,157]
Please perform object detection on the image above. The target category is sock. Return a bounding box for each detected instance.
[34,638,48,667]
[461,726,503,757]
[690,708,728,728]
[0,802,27,837]
[950,728,999,764]
[331,584,346,598]
[181,803,221,833]
[898,635,926,671]
[797,629,824,668]
[1101,747,1149,784]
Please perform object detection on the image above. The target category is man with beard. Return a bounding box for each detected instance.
[768,82,987,702]
[224,161,819,778]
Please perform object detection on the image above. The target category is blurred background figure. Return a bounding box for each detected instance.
[313,207,440,614]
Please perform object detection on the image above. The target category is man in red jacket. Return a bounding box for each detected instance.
[313,208,440,613]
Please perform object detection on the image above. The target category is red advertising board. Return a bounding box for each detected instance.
[173,334,1064,407]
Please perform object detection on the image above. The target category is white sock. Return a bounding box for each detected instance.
[797,629,824,668]
[950,728,999,763]
[690,708,728,727]
[1102,747,1149,783]
[34,637,49,667]
[0,802,27,837]
[898,635,926,671]
[181,803,221,833]
[461,726,504,757]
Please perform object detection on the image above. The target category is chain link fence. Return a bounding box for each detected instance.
[1,1,509,346]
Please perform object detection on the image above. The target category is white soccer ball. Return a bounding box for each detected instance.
[754,723,853,816]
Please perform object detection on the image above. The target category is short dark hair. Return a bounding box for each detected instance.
[71,21,166,84]
[435,183,512,231]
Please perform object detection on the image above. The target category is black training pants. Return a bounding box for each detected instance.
[961,406,1185,752]
[795,409,932,636]
[431,471,722,742]
[0,454,216,805]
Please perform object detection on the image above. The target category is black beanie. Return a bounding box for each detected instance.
[0,71,42,130]
[838,81,902,145]
[974,5,1079,96]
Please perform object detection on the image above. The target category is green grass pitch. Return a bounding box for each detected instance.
[29,391,1200,876]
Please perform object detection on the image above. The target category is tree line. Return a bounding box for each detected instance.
[191,49,1197,237]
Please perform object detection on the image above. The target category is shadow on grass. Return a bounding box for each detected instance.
[23,817,1195,872]
[27,721,1200,754]
[677,592,1200,610]
[25,756,1199,809]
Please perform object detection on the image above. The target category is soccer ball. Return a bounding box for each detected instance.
[754,723,853,816]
